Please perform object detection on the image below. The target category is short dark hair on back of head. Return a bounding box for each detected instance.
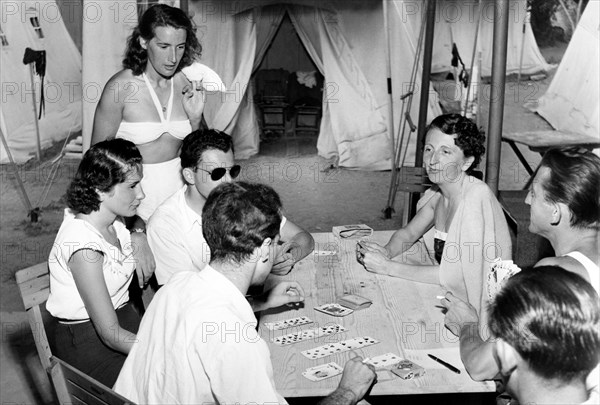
[180,129,234,169]
[66,139,142,214]
[123,4,202,75]
[425,113,486,174]
[202,182,282,264]
[538,147,600,229]
[489,266,600,383]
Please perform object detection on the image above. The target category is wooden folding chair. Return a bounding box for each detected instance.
[15,262,53,374]
[49,356,135,405]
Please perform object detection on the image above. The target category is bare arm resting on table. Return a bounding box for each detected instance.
[442,292,499,380]
[70,250,136,354]
[358,196,439,284]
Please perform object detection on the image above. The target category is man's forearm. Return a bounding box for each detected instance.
[318,387,357,405]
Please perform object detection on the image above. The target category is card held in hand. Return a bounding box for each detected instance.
[314,303,354,317]
[302,362,344,382]
[337,294,372,310]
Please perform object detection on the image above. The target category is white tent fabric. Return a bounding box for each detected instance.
[0,0,81,164]
[79,0,548,170]
[425,0,550,76]
[535,1,599,139]
[81,0,138,150]
[192,0,441,170]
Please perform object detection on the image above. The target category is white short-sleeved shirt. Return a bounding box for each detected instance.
[114,267,287,404]
[148,186,287,285]
[46,209,136,320]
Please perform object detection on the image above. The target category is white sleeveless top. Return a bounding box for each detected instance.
[565,251,599,293]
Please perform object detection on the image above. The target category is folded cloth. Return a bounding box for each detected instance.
[182,62,227,92]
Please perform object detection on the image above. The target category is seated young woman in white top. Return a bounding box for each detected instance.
[46,139,145,386]
[443,147,600,386]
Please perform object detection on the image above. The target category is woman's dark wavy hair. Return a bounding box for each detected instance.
[489,266,600,383]
[66,139,142,214]
[123,4,202,75]
[181,129,234,169]
[538,147,600,229]
[425,113,486,174]
[202,182,282,265]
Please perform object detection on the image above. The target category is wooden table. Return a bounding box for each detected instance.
[502,130,600,177]
[258,231,495,398]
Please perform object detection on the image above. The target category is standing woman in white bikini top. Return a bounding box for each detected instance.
[91,4,205,280]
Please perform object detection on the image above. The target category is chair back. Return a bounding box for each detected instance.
[15,262,53,372]
[49,356,136,405]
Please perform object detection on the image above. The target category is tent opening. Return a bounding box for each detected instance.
[251,10,323,152]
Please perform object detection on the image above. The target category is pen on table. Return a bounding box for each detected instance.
[427,354,461,374]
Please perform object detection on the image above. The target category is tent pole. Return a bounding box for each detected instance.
[28,64,42,160]
[382,1,396,192]
[415,0,436,168]
[406,0,436,220]
[486,0,510,195]
[180,0,188,15]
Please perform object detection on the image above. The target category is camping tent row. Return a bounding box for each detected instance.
[2,0,551,169]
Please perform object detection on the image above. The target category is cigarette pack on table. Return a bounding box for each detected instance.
[332,224,373,239]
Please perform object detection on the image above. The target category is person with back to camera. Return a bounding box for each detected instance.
[46,139,145,386]
[91,4,206,282]
[442,147,600,399]
[357,113,512,338]
[488,266,599,404]
[114,182,376,404]
[147,129,315,286]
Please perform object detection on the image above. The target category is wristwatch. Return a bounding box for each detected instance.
[131,228,146,234]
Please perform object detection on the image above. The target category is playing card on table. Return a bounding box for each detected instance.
[301,336,380,359]
[363,353,403,369]
[314,303,354,317]
[272,324,347,346]
[264,316,313,331]
[302,362,344,382]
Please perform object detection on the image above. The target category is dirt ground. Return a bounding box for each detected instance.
[0,45,565,314]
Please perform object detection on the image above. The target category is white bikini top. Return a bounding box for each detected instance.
[565,251,600,293]
[115,73,192,145]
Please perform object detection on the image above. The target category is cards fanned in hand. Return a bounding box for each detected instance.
[301,336,380,359]
[314,303,354,317]
[264,316,313,331]
[302,362,344,382]
[487,258,522,300]
[272,324,347,346]
[181,62,227,92]
[332,224,373,239]
[337,294,372,310]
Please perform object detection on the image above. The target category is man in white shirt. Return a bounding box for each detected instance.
[488,266,599,405]
[148,129,314,285]
[114,182,376,404]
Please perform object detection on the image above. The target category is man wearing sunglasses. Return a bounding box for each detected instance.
[147,129,314,286]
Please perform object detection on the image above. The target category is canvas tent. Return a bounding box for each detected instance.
[0,0,82,164]
[74,0,547,171]
[534,0,599,139]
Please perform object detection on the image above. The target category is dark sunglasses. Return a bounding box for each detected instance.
[197,165,241,181]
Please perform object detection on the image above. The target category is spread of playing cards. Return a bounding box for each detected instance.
[301,336,380,359]
[272,324,347,346]
[264,316,314,331]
